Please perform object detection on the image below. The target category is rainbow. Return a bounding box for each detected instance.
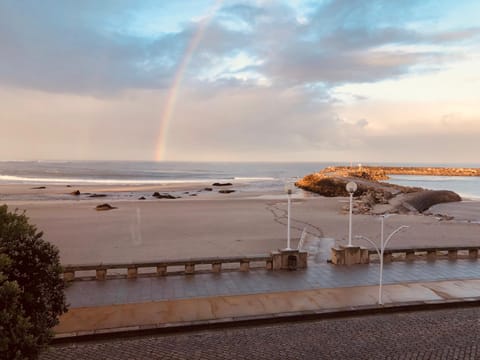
[155,1,223,161]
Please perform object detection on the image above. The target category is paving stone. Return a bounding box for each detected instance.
[41,307,480,360]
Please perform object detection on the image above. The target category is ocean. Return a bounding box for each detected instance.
[1,161,480,199]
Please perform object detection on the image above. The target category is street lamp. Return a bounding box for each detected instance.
[346,181,357,247]
[285,181,295,250]
[355,215,409,305]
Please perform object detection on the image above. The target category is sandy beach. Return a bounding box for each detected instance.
[2,183,480,265]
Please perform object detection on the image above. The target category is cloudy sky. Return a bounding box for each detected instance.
[1,0,480,163]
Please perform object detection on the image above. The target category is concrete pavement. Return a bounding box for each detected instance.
[56,259,480,337]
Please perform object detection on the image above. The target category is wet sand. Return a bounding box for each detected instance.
[2,184,480,265]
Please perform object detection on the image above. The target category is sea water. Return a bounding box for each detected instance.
[384,175,480,200]
[1,161,480,199]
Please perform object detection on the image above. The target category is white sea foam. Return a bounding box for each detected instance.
[0,174,277,185]
[0,175,206,185]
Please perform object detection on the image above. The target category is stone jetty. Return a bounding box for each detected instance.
[296,166,463,215]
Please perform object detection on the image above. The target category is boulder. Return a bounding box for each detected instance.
[212,182,233,187]
[31,186,46,189]
[95,203,117,211]
[70,190,81,196]
[403,190,462,213]
[219,189,235,194]
[296,176,367,197]
[88,194,107,198]
[153,192,178,199]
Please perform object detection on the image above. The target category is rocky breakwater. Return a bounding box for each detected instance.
[320,165,480,178]
[296,167,462,215]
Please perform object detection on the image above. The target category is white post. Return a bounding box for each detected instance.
[346,182,357,247]
[285,181,294,250]
[287,192,291,250]
[348,192,353,247]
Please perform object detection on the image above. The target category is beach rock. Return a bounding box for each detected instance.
[296,175,369,197]
[152,192,178,199]
[402,190,462,213]
[298,168,462,215]
[95,203,117,211]
[66,185,72,187]
[88,194,107,198]
[70,190,81,196]
[31,186,46,189]
[212,182,233,187]
[138,196,146,200]
[190,193,198,196]
[204,187,213,191]
[219,189,235,194]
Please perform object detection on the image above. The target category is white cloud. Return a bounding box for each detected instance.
[1,0,480,162]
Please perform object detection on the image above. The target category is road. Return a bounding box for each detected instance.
[42,306,480,360]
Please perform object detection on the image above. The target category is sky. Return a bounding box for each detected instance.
[1,0,480,163]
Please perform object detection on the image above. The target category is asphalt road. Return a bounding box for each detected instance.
[41,306,480,360]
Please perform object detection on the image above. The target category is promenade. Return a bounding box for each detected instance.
[42,258,480,359]
[67,259,480,308]
[56,258,480,337]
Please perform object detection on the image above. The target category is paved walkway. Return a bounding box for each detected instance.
[67,259,480,308]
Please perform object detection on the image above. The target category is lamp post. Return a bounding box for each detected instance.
[355,215,409,305]
[285,181,294,250]
[346,181,357,247]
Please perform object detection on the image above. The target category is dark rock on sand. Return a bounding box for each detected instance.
[95,203,117,211]
[138,196,146,200]
[219,189,235,194]
[402,190,462,213]
[88,194,107,198]
[70,190,81,196]
[204,187,213,191]
[153,192,178,199]
[190,193,198,196]
[212,182,233,187]
[31,186,46,189]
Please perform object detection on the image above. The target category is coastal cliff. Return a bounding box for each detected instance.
[296,166,462,215]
